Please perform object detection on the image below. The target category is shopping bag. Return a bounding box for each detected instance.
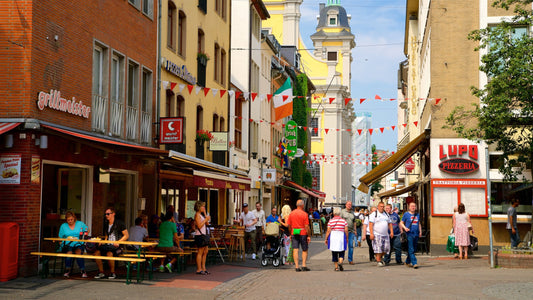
[447,234,458,253]
[470,235,478,251]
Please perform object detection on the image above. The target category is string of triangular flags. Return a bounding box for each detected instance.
[162,81,442,105]
[231,115,420,135]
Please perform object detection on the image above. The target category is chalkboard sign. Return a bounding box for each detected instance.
[312,220,322,237]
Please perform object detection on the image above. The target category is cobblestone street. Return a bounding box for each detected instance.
[1,238,532,299]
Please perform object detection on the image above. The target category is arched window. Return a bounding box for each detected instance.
[213,114,219,132]
[220,117,225,132]
[167,2,176,49]
[176,95,184,117]
[196,105,203,132]
[166,90,175,117]
[178,11,186,56]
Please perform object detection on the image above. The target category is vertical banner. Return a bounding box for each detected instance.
[31,155,41,185]
[0,154,22,184]
[285,120,297,157]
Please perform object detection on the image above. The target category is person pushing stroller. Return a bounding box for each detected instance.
[262,207,283,267]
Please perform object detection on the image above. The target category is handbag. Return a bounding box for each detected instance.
[467,222,473,230]
[470,235,478,251]
[195,234,210,247]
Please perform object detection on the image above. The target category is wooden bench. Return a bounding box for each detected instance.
[31,252,145,284]
[123,250,194,273]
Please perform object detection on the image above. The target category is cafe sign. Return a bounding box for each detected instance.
[162,57,196,85]
[438,144,479,174]
[209,132,228,151]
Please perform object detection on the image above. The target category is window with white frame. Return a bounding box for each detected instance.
[127,61,139,108]
[141,68,152,114]
[92,43,108,133]
[92,45,108,97]
[128,0,140,10]
[142,0,153,18]
[251,61,260,93]
[251,10,261,39]
[310,117,319,137]
[111,53,124,104]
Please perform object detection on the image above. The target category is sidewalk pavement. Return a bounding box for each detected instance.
[1,237,532,299]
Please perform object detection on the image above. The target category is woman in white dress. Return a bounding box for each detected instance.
[324,207,349,271]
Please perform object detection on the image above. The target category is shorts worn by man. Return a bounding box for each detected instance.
[369,202,393,267]
[288,199,311,272]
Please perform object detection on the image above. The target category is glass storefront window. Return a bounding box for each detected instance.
[491,182,532,215]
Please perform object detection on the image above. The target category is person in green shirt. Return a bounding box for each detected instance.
[156,211,181,272]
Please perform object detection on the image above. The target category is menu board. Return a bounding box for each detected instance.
[0,154,21,184]
[460,188,487,216]
[432,187,457,216]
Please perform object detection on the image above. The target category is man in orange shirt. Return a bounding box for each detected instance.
[287,199,311,271]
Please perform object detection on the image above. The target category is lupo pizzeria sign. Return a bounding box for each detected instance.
[438,144,479,174]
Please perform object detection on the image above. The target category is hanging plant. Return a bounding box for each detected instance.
[196,130,213,142]
[197,51,210,65]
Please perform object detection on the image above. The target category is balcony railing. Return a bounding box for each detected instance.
[126,105,138,141]
[92,94,108,133]
[110,101,124,137]
[140,111,152,144]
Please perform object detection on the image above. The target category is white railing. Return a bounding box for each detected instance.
[92,94,108,133]
[126,106,138,141]
[140,111,152,145]
[110,101,124,137]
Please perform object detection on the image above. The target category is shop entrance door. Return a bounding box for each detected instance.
[102,172,136,229]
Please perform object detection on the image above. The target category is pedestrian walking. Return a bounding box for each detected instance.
[362,206,376,262]
[401,202,421,269]
[453,203,472,259]
[369,202,393,267]
[287,199,311,272]
[240,203,258,260]
[280,198,292,263]
[383,204,403,265]
[340,201,357,265]
[354,208,364,247]
[507,199,520,248]
[325,207,348,271]
[254,202,266,255]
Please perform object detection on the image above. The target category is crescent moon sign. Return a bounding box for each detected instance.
[168,121,175,131]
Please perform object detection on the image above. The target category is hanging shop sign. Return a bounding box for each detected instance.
[438,144,479,174]
[162,57,197,85]
[262,168,276,183]
[0,154,21,185]
[209,132,228,151]
[405,157,415,172]
[159,117,184,144]
[37,90,91,118]
[285,120,297,157]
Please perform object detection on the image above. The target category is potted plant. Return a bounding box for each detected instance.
[196,130,213,145]
[197,51,210,66]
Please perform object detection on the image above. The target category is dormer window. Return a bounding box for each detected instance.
[329,16,337,26]
[327,9,338,26]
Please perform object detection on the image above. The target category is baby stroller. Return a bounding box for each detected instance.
[261,222,283,267]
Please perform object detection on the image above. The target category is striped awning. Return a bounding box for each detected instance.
[0,122,21,135]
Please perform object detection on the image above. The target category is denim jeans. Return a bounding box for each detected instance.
[384,235,402,264]
[347,232,356,262]
[63,245,86,270]
[508,228,520,248]
[356,227,362,245]
[405,234,418,266]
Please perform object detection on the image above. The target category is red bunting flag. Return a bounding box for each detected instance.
[414,121,419,127]
[357,129,363,135]
[369,129,373,135]
[402,123,407,127]
[267,94,273,102]
[303,126,307,131]
[380,127,384,133]
[325,128,330,134]
[236,91,242,99]
[314,128,318,135]
[391,126,396,131]
[329,98,335,104]
[203,88,210,97]
[282,95,289,101]
[249,118,254,123]
[345,98,351,106]
[251,93,258,101]
[220,89,227,98]
[360,98,366,104]
[375,95,382,100]
[435,98,441,105]
[187,85,194,94]
[390,98,396,101]
[170,82,178,90]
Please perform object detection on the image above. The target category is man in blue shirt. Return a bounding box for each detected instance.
[383,204,403,265]
[401,202,421,269]
[266,207,281,224]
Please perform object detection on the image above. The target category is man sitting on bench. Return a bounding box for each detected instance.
[94,207,129,279]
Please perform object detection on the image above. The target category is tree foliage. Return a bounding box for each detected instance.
[291,73,312,188]
[370,144,384,195]
[445,0,533,182]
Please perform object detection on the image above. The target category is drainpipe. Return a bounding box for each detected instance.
[248,3,253,161]
[155,0,162,215]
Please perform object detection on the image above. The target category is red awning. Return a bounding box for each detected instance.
[0,122,21,135]
[311,188,326,198]
[284,181,321,198]
[42,124,168,154]
[193,174,250,191]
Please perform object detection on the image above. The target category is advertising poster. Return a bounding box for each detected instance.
[209,132,228,151]
[0,154,22,184]
[31,155,41,185]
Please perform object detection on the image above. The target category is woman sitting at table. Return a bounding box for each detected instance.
[156,211,182,273]
[58,211,89,278]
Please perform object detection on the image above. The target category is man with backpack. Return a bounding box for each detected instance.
[369,202,393,267]
[401,202,422,269]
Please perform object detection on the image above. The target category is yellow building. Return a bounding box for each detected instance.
[158,1,250,224]
[264,0,355,205]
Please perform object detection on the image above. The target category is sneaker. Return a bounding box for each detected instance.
[377,262,384,267]
[158,265,165,273]
[94,273,106,279]
[396,262,404,265]
[108,273,117,279]
[81,271,87,278]
[252,253,256,260]
[63,272,70,278]
[406,263,413,268]
[165,263,172,273]
[413,264,418,269]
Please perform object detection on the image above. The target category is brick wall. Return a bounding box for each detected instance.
[494,250,533,269]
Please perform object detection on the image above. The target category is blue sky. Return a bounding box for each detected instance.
[299,0,406,152]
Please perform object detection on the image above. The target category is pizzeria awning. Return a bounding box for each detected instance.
[42,124,168,155]
[377,183,418,198]
[357,129,430,193]
[0,122,21,135]
[193,170,250,191]
[284,180,321,198]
